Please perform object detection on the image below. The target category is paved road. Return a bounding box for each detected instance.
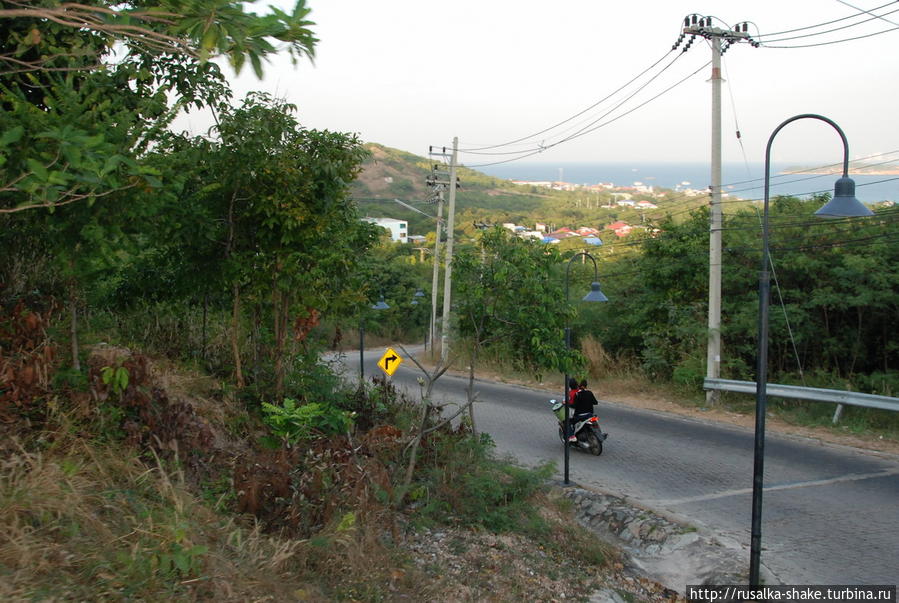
[342,348,899,585]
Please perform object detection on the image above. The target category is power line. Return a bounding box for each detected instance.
[755,1,898,36]
[585,205,899,255]
[462,51,691,157]
[836,0,899,26]
[763,22,899,48]
[589,228,899,282]
[466,60,712,168]
[759,5,899,42]
[458,49,678,153]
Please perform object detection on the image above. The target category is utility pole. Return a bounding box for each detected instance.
[681,15,755,405]
[427,141,459,362]
[426,152,446,360]
[441,137,459,363]
[430,191,444,357]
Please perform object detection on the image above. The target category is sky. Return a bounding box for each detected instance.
[173,0,899,167]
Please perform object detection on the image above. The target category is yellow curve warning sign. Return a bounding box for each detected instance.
[377,347,403,377]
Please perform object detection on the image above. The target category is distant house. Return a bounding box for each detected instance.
[605,221,633,238]
[583,236,603,246]
[635,200,658,209]
[576,227,601,236]
[362,217,408,242]
[548,229,580,240]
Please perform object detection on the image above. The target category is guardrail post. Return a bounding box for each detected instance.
[832,404,844,425]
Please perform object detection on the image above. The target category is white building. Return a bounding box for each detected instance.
[363,217,408,242]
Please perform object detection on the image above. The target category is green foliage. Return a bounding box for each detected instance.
[1,0,318,214]
[261,398,354,447]
[454,227,580,376]
[100,365,130,397]
[586,199,899,393]
[154,542,208,579]
[414,431,554,533]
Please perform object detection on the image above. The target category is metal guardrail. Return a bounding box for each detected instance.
[704,378,899,412]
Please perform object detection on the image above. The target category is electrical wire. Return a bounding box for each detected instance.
[760,6,899,43]
[836,0,899,25]
[582,205,899,256]
[762,23,899,48]
[756,0,898,37]
[587,230,899,284]
[458,48,678,153]
[721,53,755,182]
[466,60,712,168]
[462,50,691,157]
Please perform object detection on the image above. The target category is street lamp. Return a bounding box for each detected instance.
[360,296,390,383]
[563,251,608,485]
[749,114,873,586]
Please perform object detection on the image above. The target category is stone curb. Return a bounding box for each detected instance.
[561,486,753,592]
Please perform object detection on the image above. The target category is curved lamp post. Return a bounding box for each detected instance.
[563,251,608,485]
[360,296,390,382]
[750,114,873,585]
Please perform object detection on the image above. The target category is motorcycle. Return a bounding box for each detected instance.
[550,400,607,456]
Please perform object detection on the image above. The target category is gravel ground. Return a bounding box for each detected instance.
[397,511,687,602]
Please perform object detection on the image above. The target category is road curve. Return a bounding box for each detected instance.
[340,347,899,585]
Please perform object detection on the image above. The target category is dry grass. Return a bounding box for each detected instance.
[0,427,319,601]
[0,343,687,602]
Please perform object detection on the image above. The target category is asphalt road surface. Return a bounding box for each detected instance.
[339,347,899,586]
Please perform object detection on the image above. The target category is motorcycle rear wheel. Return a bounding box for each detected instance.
[585,430,603,456]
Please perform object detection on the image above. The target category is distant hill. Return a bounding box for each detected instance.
[351,143,722,238]
[352,143,566,236]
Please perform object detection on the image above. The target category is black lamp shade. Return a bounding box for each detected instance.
[582,281,609,303]
[815,177,874,218]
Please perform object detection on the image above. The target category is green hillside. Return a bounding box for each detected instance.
[352,144,726,239]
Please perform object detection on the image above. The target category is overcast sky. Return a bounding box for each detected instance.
[174,0,899,166]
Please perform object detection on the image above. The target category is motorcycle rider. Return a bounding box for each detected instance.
[565,378,579,441]
[575,380,598,414]
[569,379,598,440]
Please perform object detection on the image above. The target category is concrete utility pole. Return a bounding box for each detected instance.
[441,137,459,363]
[430,189,444,357]
[427,142,459,362]
[708,34,724,406]
[682,16,754,405]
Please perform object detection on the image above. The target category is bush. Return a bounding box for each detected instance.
[414,432,554,533]
[260,398,354,447]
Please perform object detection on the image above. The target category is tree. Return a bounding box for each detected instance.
[454,227,580,428]
[586,198,899,392]
[0,0,317,213]
[198,93,377,397]
[1,0,319,373]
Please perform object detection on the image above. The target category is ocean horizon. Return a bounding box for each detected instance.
[475,161,899,204]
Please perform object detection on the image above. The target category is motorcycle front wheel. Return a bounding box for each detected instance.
[585,430,603,456]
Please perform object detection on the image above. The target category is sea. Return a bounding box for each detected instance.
[476,162,899,204]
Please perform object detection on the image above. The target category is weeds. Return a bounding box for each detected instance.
[412,430,556,533]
